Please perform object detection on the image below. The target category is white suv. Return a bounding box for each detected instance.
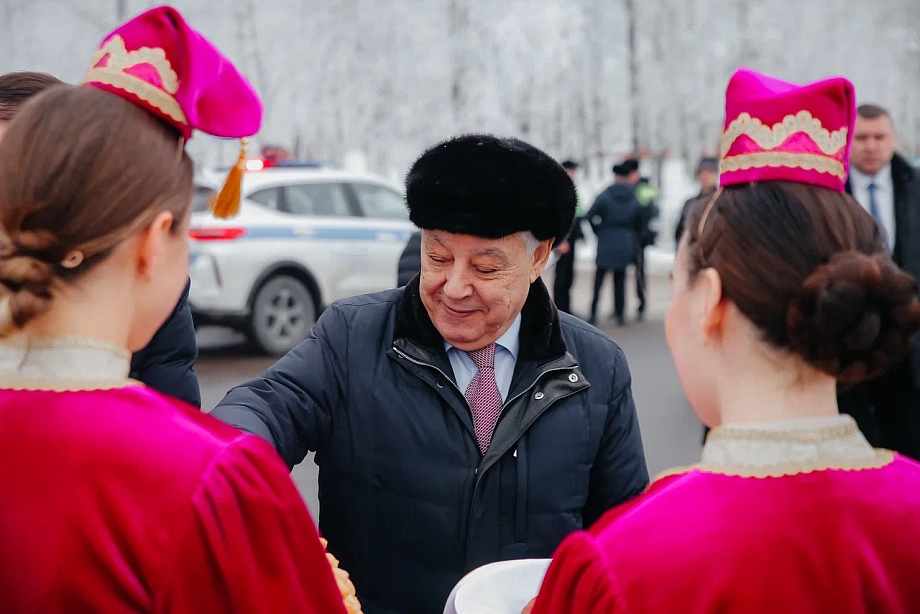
[189,166,414,355]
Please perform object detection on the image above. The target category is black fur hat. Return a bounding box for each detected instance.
[405,134,576,245]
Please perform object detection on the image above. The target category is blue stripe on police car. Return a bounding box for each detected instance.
[240,226,413,242]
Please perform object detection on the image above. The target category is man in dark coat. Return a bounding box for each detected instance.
[674,157,720,245]
[0,71,201,407]
[837,104,920,460]
[212,135,649,614]
[632,174,660,320]
[585,161,643,326]
[552,160,585,314]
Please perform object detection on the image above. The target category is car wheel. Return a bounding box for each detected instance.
[248,274,316,355]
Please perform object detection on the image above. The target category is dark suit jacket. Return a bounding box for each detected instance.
[845,153,920,387]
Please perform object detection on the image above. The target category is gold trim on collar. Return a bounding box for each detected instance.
[721,111,848,158]
[708,421,858,443]
[0,376,143,392]
[721,151,846,180]
[650,449,894,483]
[82,35,187,126]
[0,335,131,359]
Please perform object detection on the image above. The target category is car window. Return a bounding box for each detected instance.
[351,183,408,220]
[283,183,353,217]
[248,187,282,210]
[192,185,215,213]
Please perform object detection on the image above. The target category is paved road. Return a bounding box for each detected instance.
[196,269,703,518]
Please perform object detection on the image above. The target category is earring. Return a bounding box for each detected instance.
[60,250,84,269]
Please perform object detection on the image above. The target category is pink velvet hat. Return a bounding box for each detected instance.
[81,5,261,140]
[719,68,856,193]
[81,6,261,217]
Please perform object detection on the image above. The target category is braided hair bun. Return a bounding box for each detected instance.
[686,181,920,383]
[787,251,920,382]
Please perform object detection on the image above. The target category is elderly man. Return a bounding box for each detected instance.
[0,70,201,407]
[213,135,648,614]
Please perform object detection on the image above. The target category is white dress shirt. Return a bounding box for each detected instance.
[850,164,896,251]
[445,314,521,402]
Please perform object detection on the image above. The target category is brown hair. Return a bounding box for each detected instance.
[685,182,920,383]
[0,72,64,122]
[856,104,891,121]
[0,85,193,329]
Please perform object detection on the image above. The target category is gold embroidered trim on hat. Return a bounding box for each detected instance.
[82,35,187,126]
[721,152,846,180]
[721,111,848,158]
[651,449,894,482]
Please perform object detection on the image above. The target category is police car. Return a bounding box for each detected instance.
[189,163,414,355]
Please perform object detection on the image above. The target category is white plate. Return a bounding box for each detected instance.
[443,558,551,614]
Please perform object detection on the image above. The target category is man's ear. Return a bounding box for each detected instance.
[134,211,175,279]
[530,239,555,282]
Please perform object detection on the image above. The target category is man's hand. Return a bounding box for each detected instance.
[556,241,571,255]
[521,597,537,614]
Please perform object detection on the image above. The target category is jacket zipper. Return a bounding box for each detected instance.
[395,344,581,567]
[392,345,466,398]
[463,364,579,567]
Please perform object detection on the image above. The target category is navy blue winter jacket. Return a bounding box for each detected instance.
[213,277,649,614]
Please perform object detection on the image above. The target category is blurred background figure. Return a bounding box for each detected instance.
[552,159,585,315]
[260,144,293,166]
[633,170,661,321]
[838,103,920,460]
[674,157,720,245]
[587,160,642,326]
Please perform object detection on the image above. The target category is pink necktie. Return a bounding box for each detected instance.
[465,343,503,453]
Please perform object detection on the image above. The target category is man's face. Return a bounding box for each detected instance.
[420,230,553,351]
[627,170,641,184]
[851,115,895,176]
[565,168,576,180]
[698,169,718,191]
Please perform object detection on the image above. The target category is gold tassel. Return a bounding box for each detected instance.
[209,137,249,219]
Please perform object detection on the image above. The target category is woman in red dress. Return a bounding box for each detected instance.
[0,6,350,613]
[529,69,920,613]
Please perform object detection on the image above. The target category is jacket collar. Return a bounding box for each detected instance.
[846,152,916,195]
[891,152,917,191]
[394,275,567,362]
